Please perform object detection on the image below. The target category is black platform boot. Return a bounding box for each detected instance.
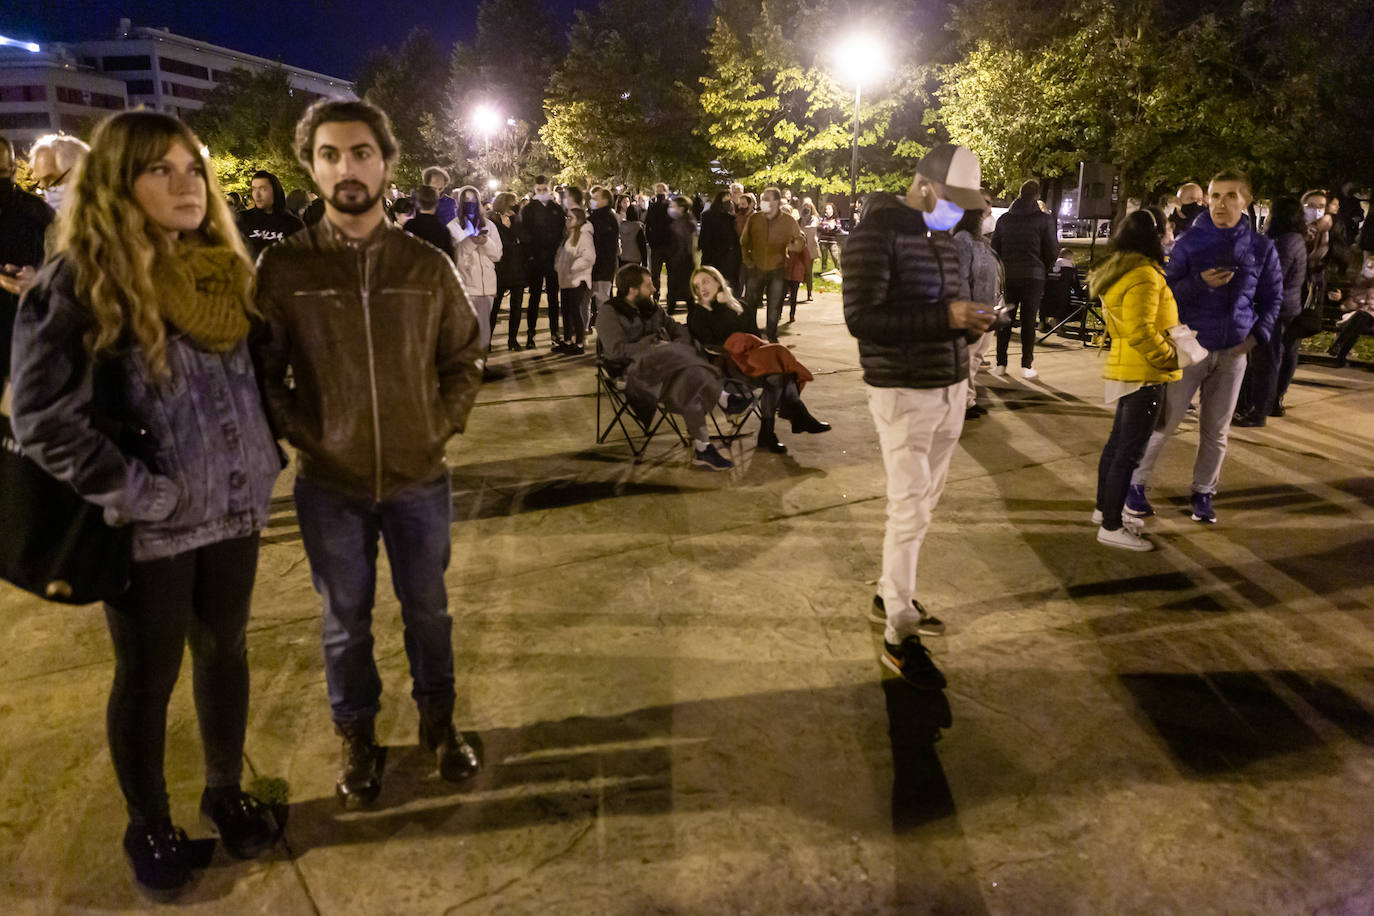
[335,720,384,810]
[418,698,482,783]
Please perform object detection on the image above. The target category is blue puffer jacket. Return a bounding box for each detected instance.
[10,259,282,562]
[1165,211,1282,350]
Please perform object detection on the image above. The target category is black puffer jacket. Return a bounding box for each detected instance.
[991,196,1058,282]
[842,193,969,389]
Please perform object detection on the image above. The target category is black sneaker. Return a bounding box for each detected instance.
[200,788,278,860]
[123,819,193,898]
[882,637,947,690]
[692,444,733,470]
[870,595,945,636]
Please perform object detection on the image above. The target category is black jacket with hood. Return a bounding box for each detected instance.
[842,192,970,389]
[236,173,304,259]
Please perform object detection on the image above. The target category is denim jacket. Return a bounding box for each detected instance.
[9,258,282,562]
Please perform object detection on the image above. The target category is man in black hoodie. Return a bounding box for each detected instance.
[990,179,1058,378]
[520,175,566,346]
[843,144,995,692]
[644,182,671,303]
[237,170,305,259]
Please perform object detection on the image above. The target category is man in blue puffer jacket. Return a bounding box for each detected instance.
[1127,168,1282,525]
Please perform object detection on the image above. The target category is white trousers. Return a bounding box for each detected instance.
[867,381,967,643]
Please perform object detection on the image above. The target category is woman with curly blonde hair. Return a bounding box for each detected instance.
[687,265,830,454]
[9,111,283,896]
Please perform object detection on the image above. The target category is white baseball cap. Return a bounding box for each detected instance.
[916,144,986,210]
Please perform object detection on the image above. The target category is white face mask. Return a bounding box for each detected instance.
[759,200,775,214]
[1363,264,1374,278]
[981,212,996,234]
[534,192,551,203]
[1304,206,1324,223]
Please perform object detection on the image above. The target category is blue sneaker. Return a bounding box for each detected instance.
[1124,484,1154,518]
[1190,491,1217,524]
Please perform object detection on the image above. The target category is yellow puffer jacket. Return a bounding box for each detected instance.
[1089,253,1181,383]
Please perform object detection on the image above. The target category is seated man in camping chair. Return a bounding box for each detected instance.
[596,264,744,470]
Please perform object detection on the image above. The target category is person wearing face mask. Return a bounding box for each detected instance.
[1168,183,1206,239]
[555,206,595,353]
[1300,188,1333,318]
[1234,196,1307,427]
[1327,255,1374,367]
[1125,169,1282,525]
[449,185,503,349]
[644,182,672,304]
[27,134,90,213]
[740,187,805,342]
[989,179,1058,379]
[0,137,54,377]
[587,186,621,328]
[843,144,996,691]
[662,195,698,314]
[518,174,567,349]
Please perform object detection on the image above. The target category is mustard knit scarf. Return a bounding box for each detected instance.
[153,240,253,352]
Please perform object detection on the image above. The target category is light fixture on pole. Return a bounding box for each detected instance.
[472,104,502,154]
[833,35,889,206]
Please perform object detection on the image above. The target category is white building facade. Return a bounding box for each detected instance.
[72,20,355,121]
[0,19,354,151]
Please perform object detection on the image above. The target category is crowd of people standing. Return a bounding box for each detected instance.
[0,96,1370,901]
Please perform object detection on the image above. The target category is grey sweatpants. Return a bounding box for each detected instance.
[1130,346,1248,496]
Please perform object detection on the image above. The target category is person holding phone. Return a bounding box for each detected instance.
[1125,169,1282,525]
[450,185,502,349]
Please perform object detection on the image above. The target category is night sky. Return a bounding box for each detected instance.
[2,0,602,81]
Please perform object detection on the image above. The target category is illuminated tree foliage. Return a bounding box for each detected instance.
[189,66,311,190]
[540,0,710,188]
[698,0,936,194]
[938,0,1374,202]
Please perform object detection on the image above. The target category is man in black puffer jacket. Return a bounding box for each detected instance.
[843,143,994,693]
[991,179,1058,378]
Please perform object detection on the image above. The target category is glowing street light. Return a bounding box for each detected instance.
[832,34,889,204]
[472,104,502,152]
[487,178,500,192]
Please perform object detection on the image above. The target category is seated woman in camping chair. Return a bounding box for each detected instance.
[687,265,831,456]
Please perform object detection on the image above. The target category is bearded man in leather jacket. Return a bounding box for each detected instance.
[255,99,485,809]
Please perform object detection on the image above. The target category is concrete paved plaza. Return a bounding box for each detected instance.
[3,292,1373,914]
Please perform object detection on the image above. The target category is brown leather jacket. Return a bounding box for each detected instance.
[255,217,483,501]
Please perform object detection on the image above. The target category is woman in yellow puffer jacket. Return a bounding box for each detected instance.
[1086,210,1181,551]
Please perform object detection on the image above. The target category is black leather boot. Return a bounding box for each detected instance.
[757,417,788,454]
[789,401,832,434]
[335,720,384,810]
[418,698,482,783]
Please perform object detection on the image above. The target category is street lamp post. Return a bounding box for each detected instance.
[833,35,888,212]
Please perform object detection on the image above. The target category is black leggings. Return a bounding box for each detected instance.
[996,276,1046,368]
[104,534,260,824]
[561,284,588,345]
[1095,384,1163,530]
[493,284,525,346]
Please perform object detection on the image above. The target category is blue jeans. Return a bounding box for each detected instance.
[745,267,787,341]
[294,473,455,725]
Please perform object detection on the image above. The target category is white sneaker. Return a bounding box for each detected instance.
[990,365,1006,377]
[1092,510,1143,532]
[1097,525,1154,551]
[1021,367,1038,380]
